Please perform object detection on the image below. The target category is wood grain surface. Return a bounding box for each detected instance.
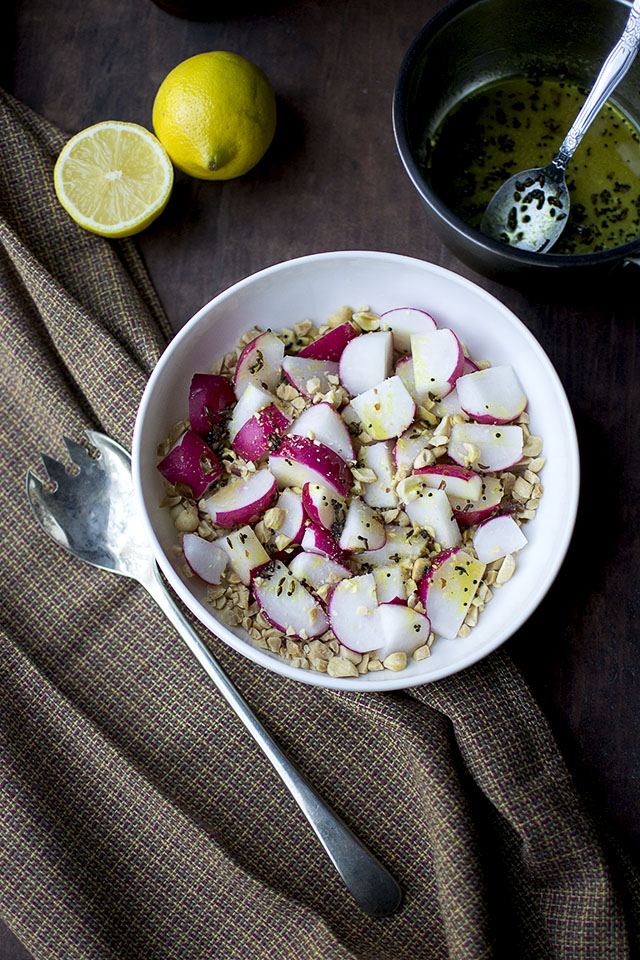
[5,0,640,956]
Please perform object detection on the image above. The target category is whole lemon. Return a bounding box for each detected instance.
[152,51,276,180]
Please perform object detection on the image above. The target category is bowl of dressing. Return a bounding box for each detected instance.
[393,0,640,285]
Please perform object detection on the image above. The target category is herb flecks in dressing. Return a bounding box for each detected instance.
[427,76,640,255]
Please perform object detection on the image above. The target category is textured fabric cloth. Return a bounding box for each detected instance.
[0,87,638,960]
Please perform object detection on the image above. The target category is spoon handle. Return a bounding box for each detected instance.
[144,564,402,917]
[555,0,640,167]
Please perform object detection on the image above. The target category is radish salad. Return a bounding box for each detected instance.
[157,305,544,678]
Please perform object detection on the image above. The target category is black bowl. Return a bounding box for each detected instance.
[393,0,640,286]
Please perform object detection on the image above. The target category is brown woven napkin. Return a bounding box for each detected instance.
[1,87,637,960]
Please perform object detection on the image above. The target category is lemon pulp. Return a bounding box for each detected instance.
[54,121,174,238]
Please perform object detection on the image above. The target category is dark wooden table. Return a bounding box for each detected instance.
[5,0,640,956]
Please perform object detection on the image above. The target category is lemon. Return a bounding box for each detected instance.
[54,121,173,238]
[152,51,276,180]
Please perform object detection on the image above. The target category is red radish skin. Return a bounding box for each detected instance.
[158,430,222,499]
[414,463,483,501]
[269,436,352,498]
[298,322,357,361]
[232,405,290,462]
[301,483,345,531]
[233,332,285,399]
[301,524,349,564]
[182,534,227,584]
[228,382,275,442]
[288,402,355,461]
[204,470,277,527]
[450,477,504,527]
[188,374,235,436]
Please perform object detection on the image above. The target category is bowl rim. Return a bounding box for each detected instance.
[132,249,580,691]
[392,0,640,269]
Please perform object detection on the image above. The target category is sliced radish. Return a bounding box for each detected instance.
[414,463,483,501]
[232,405,290,462]
[288,552,351,592]
[301,483,345,531]
[217,526,270,585]
[373,566,407,604]
[395,355,432,406]
[328,574,380,653]
[339,498,386,552]
[158,430,222,499]
[380,307,437,352]
[204,469,277,527]
[301,524,349,564]
[182,533,228,584]
[269,436,351,497]
[188,374,235,436]
[456,365,527,424]
[398,480,461,550]
[252,560,329,638]
[418,548,485,640]
[432,386,464,418]
[228,382,275,442]
[339,331,393,397]
[357,524,426,566]
[266,488,306,546]
[375,603,431,661]
[448,423,523,473]
[473,514,528,564]
[298,322,357,361]
[350,376,416,441]
[234,331,285,399]
[360,441,398,508]
[394,427,432,473]
[288,403,355,461]
[411,329,464,399]
[450,476,504,527]
[282,355,340,397]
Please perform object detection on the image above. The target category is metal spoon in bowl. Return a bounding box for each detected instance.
[481,0,640,253]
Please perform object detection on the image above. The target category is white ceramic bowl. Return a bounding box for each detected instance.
[132,251,579,691]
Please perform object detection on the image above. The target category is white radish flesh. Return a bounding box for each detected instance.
[395,355,432,406]
[419,549,485,640]
[182,534,228,584]
[204,469,277,527]
[298,322,357,361]
[301,524,348,563]
[401,484,461,550]
[450,476,504,527]
[375,603,431,661]
[411,329,464,399]
[473,514,528,564]
[232,405,290,462]
[328,574,380,653]
[218,526,270,585]
[281,356,340,397]
[380,307,437,352]
[339,331,393,396]
[339,498,386,552]
[448,423,523,473]
[357,525,426,566]
[373,566,407,604]
[288,552,351,592]
[360,441,398,508]
[456,365,527,424]
[228,382,275,442]
[288,402,355,461]
[301,483,345,531]
[234,332,284,399]
[269,436,352,497]
[252,560,329,638]
[394,427,432,473]
[350,376,416,441]
[414,464,483,501]
[268,489,306,546]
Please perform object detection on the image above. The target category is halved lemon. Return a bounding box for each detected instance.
[54,121,174,238]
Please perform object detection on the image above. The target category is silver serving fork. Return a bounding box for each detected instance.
[26,430,402,917]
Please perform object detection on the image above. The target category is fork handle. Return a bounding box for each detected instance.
[144,565,402,918]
